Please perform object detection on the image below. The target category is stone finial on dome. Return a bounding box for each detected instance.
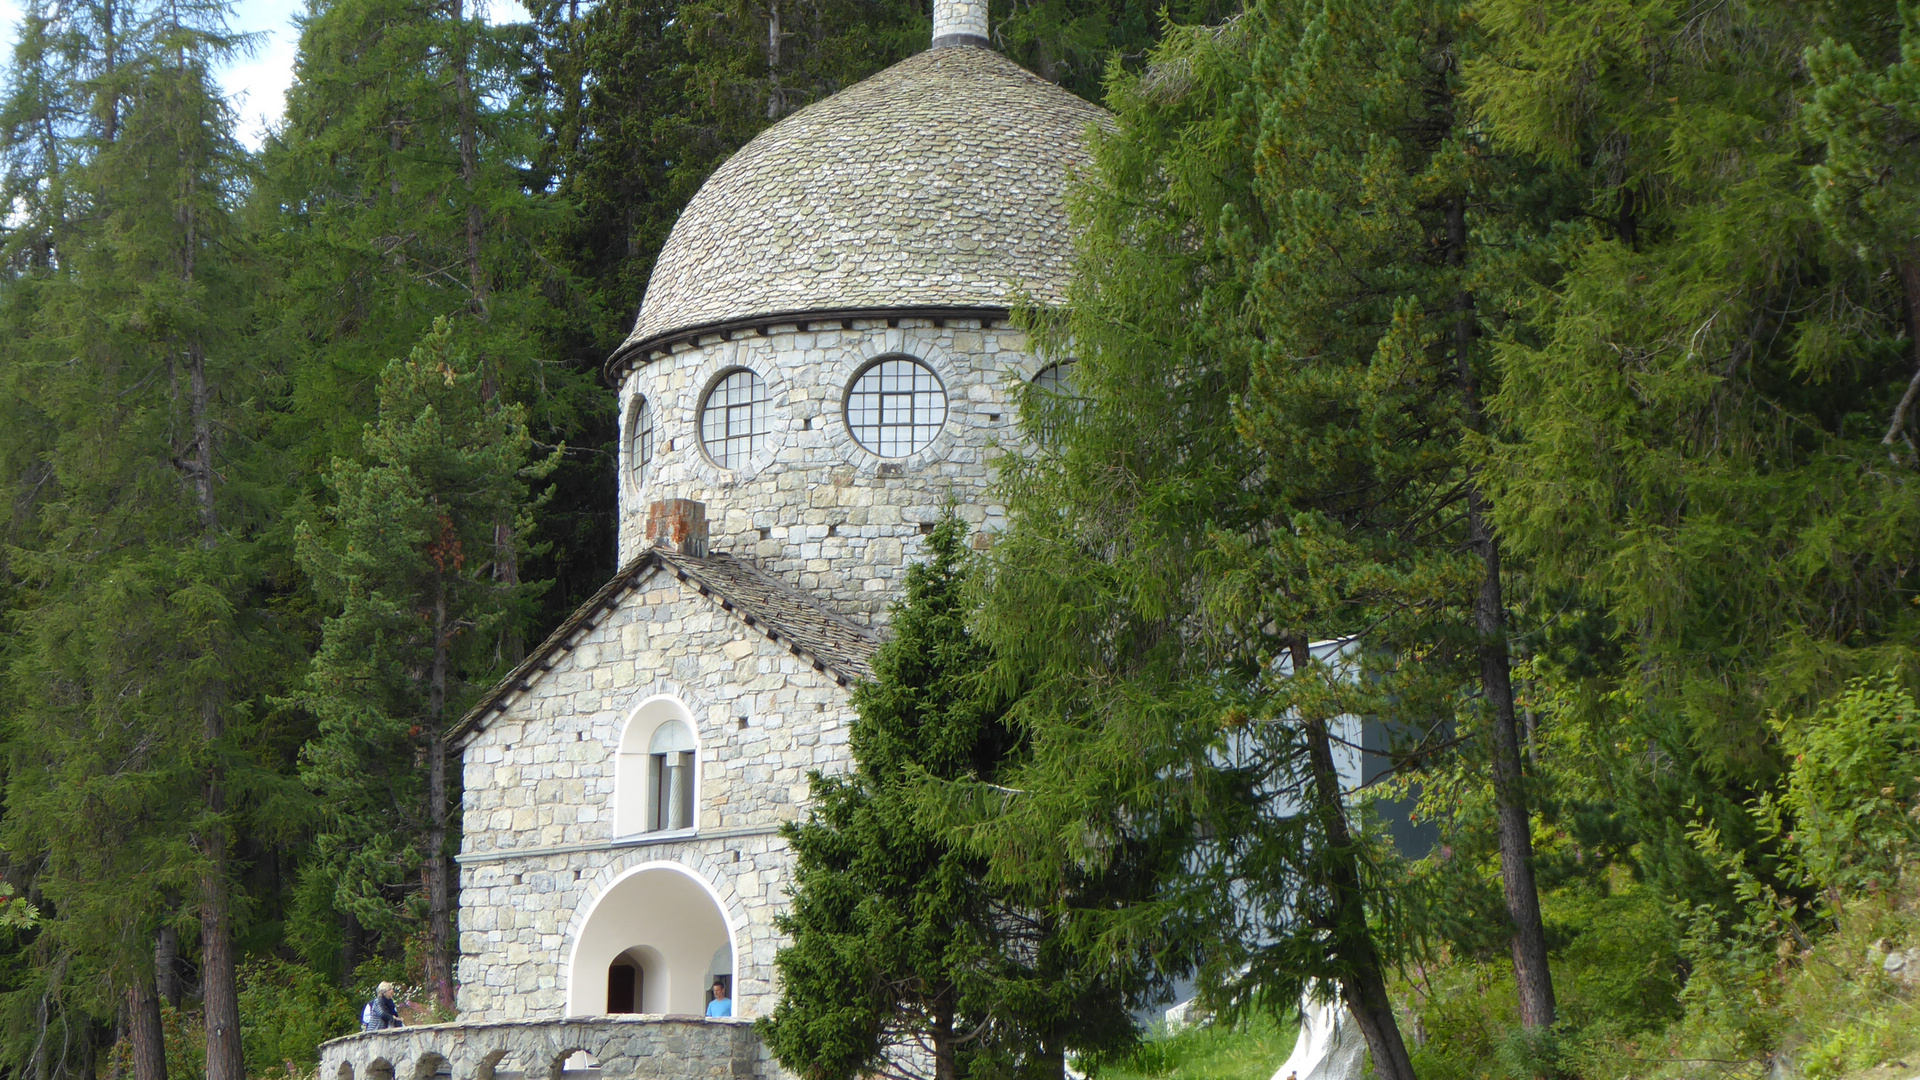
[932,0,988,49]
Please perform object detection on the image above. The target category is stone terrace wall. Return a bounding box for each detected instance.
[615,319,1050,624]
[319,1018,778,1080]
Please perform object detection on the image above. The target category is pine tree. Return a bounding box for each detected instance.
[297,320,557,1011]
[258,0,608,643]
[764,518,1143,1080]
[1802,4,1920,465]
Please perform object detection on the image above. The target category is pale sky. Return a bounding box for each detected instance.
[0,0,526,149]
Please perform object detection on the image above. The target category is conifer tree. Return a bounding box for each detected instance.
[1802,4,1920,465]
[1212,0,1577,1032]
[261,0,596,433]
[259,0,610,639]
[1469,0,1920,914]
[949,10,1438,1073]
[764,518,1143,1080]
[297,320,558,1010]
[0,2,294,1077]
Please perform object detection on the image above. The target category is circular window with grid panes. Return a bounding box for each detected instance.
[699,368,769,469]
[844,357,947,458]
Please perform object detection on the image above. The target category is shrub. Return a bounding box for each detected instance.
[239,958,358,1076]
[1762,675,1920,897]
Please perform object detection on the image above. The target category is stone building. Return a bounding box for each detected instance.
[320,5,1108,1079]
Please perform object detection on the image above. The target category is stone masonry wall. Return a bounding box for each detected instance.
[932,0,988,41]
[615,319,1051,625]
[456,563,856,1023]
[319,1017,773,1080]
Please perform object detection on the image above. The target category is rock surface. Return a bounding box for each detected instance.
[1270,986,1366,1080]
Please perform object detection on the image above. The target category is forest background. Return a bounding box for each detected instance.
[2,2,1920,1080]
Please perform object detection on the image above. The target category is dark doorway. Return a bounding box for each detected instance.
[607,962,639,1013]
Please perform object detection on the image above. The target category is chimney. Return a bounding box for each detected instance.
[647,499,709,557]
[931,0,988,49]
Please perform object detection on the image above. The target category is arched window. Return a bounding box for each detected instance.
[699,369,769,468]
[1031,362,1075,396]
[648,720,696,831]
[844,357,946,456]
[1026,361,1081,443]
[614,697,701,837]
[628,396,655,480]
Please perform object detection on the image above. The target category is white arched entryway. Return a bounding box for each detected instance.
[565,861,736,1017]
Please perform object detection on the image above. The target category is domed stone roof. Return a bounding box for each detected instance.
[616,45,1112,362]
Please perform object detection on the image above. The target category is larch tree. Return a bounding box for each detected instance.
[1216,0,1578,1032]
[1470,0,1920,915]
[257,0,608,649]
[0,2,295,1078]
[943,8,1444,1075]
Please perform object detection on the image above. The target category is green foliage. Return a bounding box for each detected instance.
[1084,1016,1299,1080]
[297,318,558,1000]
[1761,677,1920,897]
[238,960,358,1077]
[1473,0,1920,911]
[1803,4,1920,280]
[765,517,1139,1080]
[0,885,35,933]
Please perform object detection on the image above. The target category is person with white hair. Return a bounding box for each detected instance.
[361,982,405,1032]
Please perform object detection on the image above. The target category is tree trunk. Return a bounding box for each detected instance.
[342,909,364,986]
[1469,493,1556,1029]
[31,988,49,1080]
[101,0,120,145]
[425,574,457,1012]
[1881,251,1920,465]
[154,926,179,1009]
[126,975,166,1080]
[184,288,245,1078]
[201,712,246,1080]
[450,0,489,318]
[1446,196,1557,1031]
[188,342,216,536]
[930,992,956,1080]
[1291,641,1417,1080]
[493,520,522,664]
[765,0,783,119]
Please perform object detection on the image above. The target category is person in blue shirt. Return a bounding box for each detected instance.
[705,979,732,1017]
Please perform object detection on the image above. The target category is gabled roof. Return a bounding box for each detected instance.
[451,547,882,744]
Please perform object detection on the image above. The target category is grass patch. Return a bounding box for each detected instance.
[1087,1013,1300,1080]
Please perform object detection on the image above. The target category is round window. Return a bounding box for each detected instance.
[629,395,655,478]
[700,369,769,469]
[845,358,947,458]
